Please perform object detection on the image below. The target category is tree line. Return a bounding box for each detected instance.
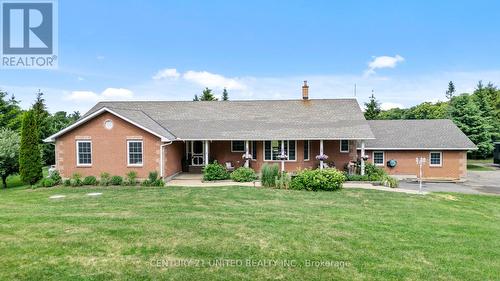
[364,81,500,159]
[0,91,80,187]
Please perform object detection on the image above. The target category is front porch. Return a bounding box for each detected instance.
[179,139,369,175]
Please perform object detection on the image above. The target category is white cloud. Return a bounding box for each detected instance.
[153,68,180,80]
[77,77,85,81]
[101,88,134,99]
[66,91,100,102]
[380,102,404,110]
[182,70,246,90]
[365,55,405,76]
[65,88,133,103]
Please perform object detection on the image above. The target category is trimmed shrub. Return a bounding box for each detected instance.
[203,161,229,181]
[63,179,71,186]
[70,173,83,187]
[37,177,56,188]
[261,163,279,187]
[110,175,123,186]
[290,168,346,191]
[275,172,291,189]
[125,171,138,186]
[43,178,55,187]
[100,172,111,186]
[83,176,97,185]
[365,163,387,181]
[49,170,62,184]
[230,167,257,182]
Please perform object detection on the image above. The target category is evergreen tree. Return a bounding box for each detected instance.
[445,81,456,100]
[199,88,217,101]
[222,88,229,101]
[364,93,381,120]
[449,94,493,158]
[19,110,43,185]
[0,91,23,130]
[193,94,199,101]
[30,91,53,165]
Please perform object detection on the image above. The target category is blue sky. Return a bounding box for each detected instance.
[1,0,500,113]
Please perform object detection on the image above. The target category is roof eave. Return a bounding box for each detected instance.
[44,107,171,142]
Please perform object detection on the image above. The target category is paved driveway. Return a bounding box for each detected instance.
[399,169,500,195]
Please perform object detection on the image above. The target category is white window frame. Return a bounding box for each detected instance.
[263,140,297,162]
[231,140,245,152]
[76,140,92,166]
[429,151,442,167]
[340,140,349,153]
[127,140,144,167]
[304,140,310,161]
[372,151,385,166]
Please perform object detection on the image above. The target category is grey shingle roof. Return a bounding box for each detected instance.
[83,99,375,140]
[361,120,477,150]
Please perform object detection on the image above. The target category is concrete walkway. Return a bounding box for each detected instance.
[168,173,425,194]
[168,173,261,187]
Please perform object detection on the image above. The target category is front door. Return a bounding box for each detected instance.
[191,141,204,166]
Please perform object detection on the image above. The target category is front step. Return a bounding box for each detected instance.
[188,166,203,173]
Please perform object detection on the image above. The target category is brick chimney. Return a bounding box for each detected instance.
[302,80,309,100]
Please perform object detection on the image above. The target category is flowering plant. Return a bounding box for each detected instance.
[242,153,253,160]
[278,153,288,160]
[315,154,329,161]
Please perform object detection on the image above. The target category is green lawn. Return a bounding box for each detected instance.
[467,163,495,171]
[0,168,49,189]
[0,186,499,280]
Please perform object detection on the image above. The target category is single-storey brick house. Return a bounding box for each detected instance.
[45,83,476,180]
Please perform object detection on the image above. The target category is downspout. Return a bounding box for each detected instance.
[160,141,173,179]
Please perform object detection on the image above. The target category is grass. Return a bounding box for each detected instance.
[0,167,49,189]
[467,163,495,171]
[468,158,494,164]
[467,158,496,171]
[0,186,499,280]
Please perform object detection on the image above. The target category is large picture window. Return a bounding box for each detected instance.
[128,140,143,166]
[264,140,296,161]
[76,140,92,166]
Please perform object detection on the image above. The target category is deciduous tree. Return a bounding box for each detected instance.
[0,128,20,188]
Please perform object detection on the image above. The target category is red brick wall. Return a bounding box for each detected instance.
[364,150,467,180]
[164,141,184,177]
[56,112,161,178]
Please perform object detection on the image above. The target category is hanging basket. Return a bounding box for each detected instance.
[242,153,252,160]
[315,154,329,161]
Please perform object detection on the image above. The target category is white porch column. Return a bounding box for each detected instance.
[281,140,285,172]
[360,140,366,176]
[204,140,209,166]
[319,139,324,170]
[245,140,250,168]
